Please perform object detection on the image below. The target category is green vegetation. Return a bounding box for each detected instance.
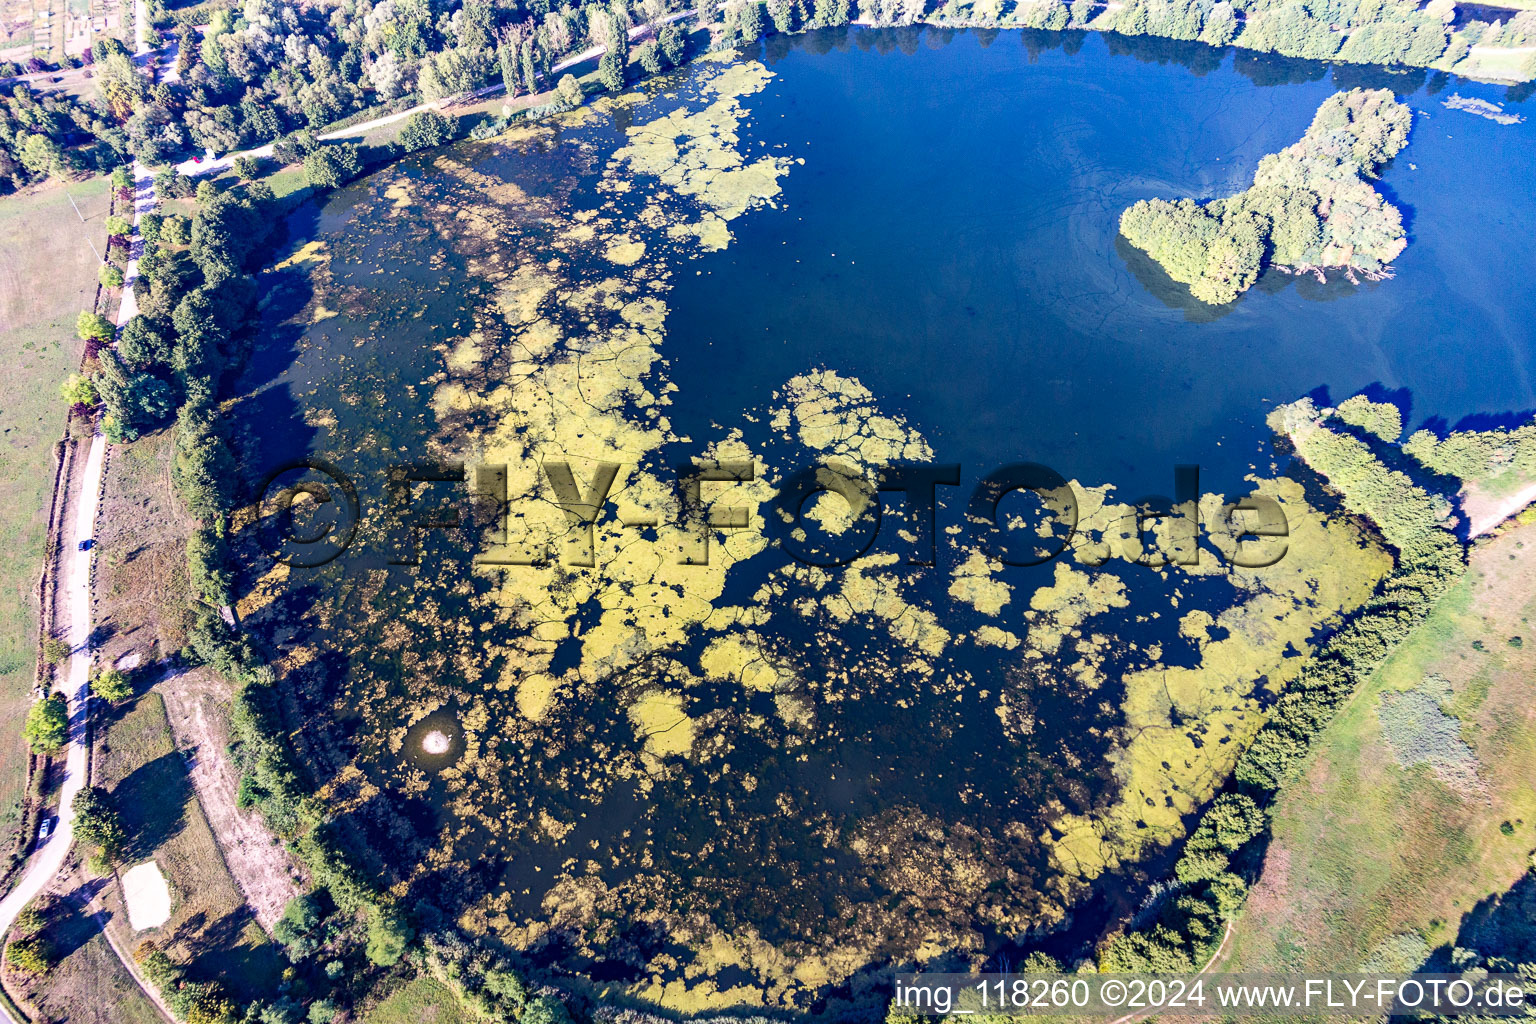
[303,144,363,189]
[0,81,127,194]
[1121,89,1412,305]
[98,691,283,1018]
[9,904,162,1024]
[1336,394,1403,442]
[90,667,133,703]
[1095,397,1466,972]
[41,637,70,666]
[59,372,98,408]
[72,785,127,864]
[0,176,108,845]
[556,73,585,108]
[22,692,67,754]
[398,110,454,153]
[1405,420,1536,491]
[1226,518,1536,979]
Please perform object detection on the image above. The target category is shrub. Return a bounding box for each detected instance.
[399,110,453,153]
[91,668,133,703]
[41,636,71,665]
[4,936,53,974]
[61,373,100,407]
[24,693,69,754]
[303,144,363,189]
[556,74,584,107]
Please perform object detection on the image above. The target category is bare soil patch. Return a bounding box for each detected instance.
[158,666,304,931]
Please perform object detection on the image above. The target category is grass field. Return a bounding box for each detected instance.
[7,901,162,1024]
[1228,522,1536,975]
[96,429,196,661]
[96,690,285,1002]
[367,974,470,1024]
[1456,44,1536,82]
[0,176,109,843]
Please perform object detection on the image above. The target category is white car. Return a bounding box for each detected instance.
[37,817,53,842]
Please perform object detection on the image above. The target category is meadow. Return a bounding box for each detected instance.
[0,176,108,846]
[1227,522,1536,974]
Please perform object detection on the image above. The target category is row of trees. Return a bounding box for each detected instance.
[1120,88,1411,305]
[1099,399,1466,971]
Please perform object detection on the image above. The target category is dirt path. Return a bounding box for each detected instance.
[1465,479,1536,537]
[157,668,302,931]
[172,10,697,178]
[1104,918,1234,1024]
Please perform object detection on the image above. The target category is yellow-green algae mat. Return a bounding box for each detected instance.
[237,56,1393,1012]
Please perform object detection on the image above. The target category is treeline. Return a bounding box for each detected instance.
[7,0,1536,196]
[1097,398,1465,972]
[918,0,1533,77]
[1120,88,1411,304]
[1403,420,1536,492]
[103,0,706,167]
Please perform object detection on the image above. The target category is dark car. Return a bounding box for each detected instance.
[78,539,93,552]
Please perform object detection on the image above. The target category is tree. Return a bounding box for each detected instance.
[187,527,235,605]
[364,905,414,965]
[161,214,192,246]
[598,49,626,91]
[520,995,574,1024]
[95,50,149,121]
[19,134,64,178]
[94,349,177,440]
[73,786,127,859]
[598,8,629,91]
[99,263,125,289]
[274,895,322,955]
[811,0,852,27]
[638,39,663,73]
[660,22,687,65]
[557,73,585,107]
[400,110,453,153]
[724,0,766,43]
[118,314,173,370]
[24,693,68,754]
[767,0,796,32]
[303,144,363,189]
[60,373,99,407]
[77,310,115,344]
[233,155,263,180]
[91,668,133,703]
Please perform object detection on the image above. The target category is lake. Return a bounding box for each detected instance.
[233,27,1534,1015]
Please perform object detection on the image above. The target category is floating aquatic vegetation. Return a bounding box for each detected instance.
[237,55,1401,1014]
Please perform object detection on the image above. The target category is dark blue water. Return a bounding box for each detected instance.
[662,28,1536,501]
